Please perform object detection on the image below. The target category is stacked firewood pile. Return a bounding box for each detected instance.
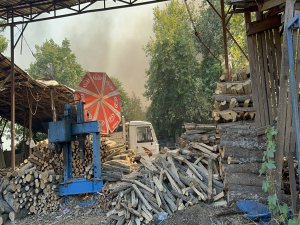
[218,122,266,203]
[27,138,138,181]
[212,71,255,122]
[103,146,224,225]
[179,123,218,147]
[0,160,61,224]
[27,140,63,175]
[101,138,139,182]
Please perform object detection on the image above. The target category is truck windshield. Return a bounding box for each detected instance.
[137,126,153,143]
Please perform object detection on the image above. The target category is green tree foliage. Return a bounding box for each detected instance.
[125,93,146,121]
[27,39,83,88]
[195,1,247,73]
[195,2,223,57]
[111,77,145,121]
[229,14,248,71]
[145,0,212,138]
[0,24,7,53]
[111,77,129,112]
[195,1,222,96]
[0,27,10,144]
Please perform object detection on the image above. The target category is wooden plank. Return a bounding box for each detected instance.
[207,158,213,200]
[274,27,282,75]
[245,12,262,127]
[275,0,296,199]
[284,31,298,154]
[287,152,298,214]
[0,148,5,169]
[290,30,300,153]
[247,15,281,36]
[265,29,277,120]
[261,0,285,11]
[261,31,273,123]
[257,31,270,126]
[269,29,280,100]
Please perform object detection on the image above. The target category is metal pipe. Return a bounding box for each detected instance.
[10,24,15,171]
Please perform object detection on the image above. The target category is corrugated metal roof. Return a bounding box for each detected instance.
[0,0,90,19]
[0,53,74,132]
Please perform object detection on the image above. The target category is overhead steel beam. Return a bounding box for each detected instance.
[0,0,169,27]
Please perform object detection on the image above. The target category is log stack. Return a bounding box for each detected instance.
[29,137,138,182]
[218,122,266,203]
[0,160,61,224]
[27,140,63,174]
[179,123,218,147]
[101,138,139,181]
[103,147,224,225]
[213,71,255,123]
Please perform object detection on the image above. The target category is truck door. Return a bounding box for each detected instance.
[135,126,158,156]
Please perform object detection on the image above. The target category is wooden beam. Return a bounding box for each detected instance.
[276,0,296,200]
[28,96,32,155]
[261,0,285,11]
[247,15,281,36]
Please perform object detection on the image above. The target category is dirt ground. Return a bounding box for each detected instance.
[12,201,259,225]
[14,195,109,225]
[162,203,258,225]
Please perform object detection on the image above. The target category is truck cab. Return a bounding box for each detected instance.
[126,121,159,156]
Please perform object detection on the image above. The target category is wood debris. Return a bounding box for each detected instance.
[103,144,224,225]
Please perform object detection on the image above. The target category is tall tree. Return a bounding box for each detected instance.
[27,38,83,88]
[111,77,145,121]
[195,1,247,73]
[228,14,248,71]
[195,1,222,97]
[126,93,145,122]
[145,0,211,139]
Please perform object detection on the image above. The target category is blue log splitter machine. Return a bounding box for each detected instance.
[48,100,103,196]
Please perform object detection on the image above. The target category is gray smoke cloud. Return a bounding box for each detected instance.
[4,4,167,107]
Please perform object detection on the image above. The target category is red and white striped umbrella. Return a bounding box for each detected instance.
[75,72,121,134]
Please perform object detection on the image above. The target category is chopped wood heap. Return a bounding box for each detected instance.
[103,145,224,225]
[213,71,255,122]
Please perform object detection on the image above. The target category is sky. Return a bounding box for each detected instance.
[1,2,167,150]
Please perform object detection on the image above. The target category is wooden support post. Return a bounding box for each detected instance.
[287,152,298,214]
[28,96,32,155]
[276,0,295,199]
[122,116,126,144]
[50,88,56,122]
[22,113,26,160]
[220,0,230,79]
[10,25,15,171]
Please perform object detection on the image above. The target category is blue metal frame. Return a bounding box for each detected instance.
[287,13,300,183]
[49,103,104,196]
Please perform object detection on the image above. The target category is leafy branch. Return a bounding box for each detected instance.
[260,126,298,225]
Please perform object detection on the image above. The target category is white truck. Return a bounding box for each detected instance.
[125,121,159,156]
[109,118,159,156]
